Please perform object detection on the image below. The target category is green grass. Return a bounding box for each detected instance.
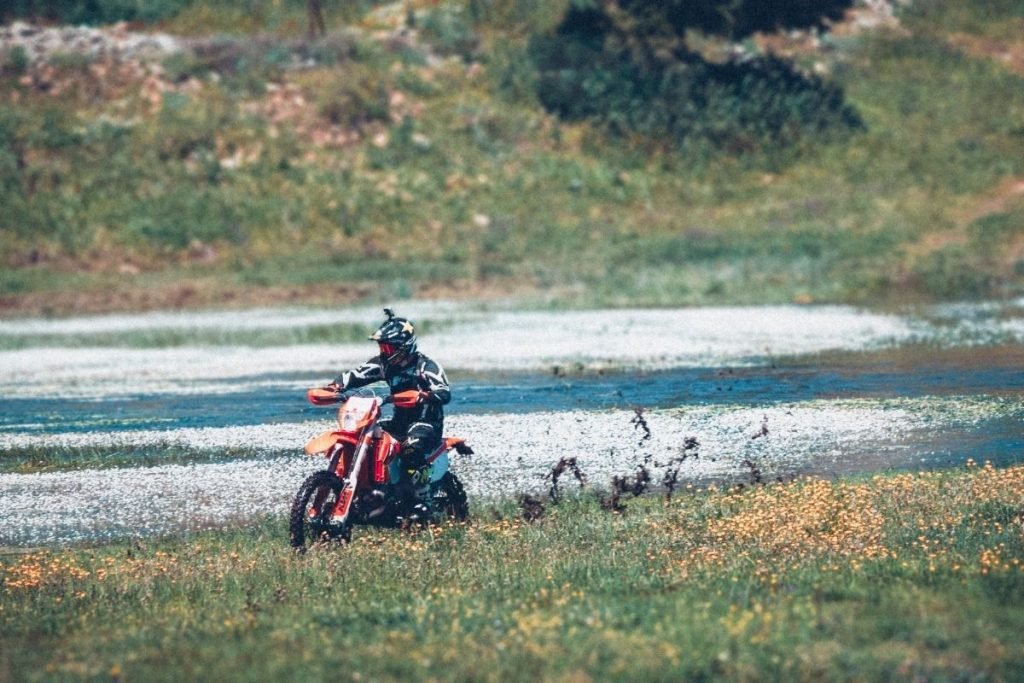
[0,443,279,474]
[2,463,1023,681]
[0,322,362,350]
[1,0,1023,313]
[0,315,448,349]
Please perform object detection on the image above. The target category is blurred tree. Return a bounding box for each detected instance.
[616,0,854,39]
[307,0,327,37]
[567,0,854,71]
[1,0,192,24]
[531,0,862,157]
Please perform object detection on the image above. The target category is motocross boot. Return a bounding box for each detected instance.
[399,465,433,523]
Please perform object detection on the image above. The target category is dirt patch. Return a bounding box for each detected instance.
[901,176,1024,268]
[956,177,1024,270]
[0,280,371,318]
[948,25,1024,77]
[954,176,1024,226]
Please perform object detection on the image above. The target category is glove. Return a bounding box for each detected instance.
[326,387,353,405]
[327,384,354,400]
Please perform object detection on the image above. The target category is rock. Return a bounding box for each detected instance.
[0,22,183,66]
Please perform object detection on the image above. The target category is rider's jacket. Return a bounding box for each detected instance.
[333,352,450,433]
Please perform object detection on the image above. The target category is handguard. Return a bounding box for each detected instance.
[307,388,342,406]
[391,389,425,409]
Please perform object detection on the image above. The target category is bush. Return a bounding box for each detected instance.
[2,46,30,77]
[2,0,193,24]
[912,245,996,299]
[315,68,391,128]
[0,104,85,249]
[532,38,862,157]
[530,4,863,160]
[970,211,1023,253]
[465,0,568,34]
[418,5,480,61]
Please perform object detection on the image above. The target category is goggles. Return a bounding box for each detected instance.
[378,342,399,358]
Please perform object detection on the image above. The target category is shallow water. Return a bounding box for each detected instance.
[1,302,1022,546]
[2,345,1021,434]
[0,395,1020,546]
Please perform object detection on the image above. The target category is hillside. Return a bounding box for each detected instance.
[1,0,1023,315]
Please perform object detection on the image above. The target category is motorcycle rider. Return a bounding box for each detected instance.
[327,308,451,519]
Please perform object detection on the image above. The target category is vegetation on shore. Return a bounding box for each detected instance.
[0,318,382,350]
[0,443,283,474]
[0,0,1022,315]
[2,461,1022,681]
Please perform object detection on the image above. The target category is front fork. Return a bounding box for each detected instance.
[306,444,343,520]
[328,432,374,524]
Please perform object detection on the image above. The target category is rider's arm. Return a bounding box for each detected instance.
[331,357,386,392]
[420,359,451,405]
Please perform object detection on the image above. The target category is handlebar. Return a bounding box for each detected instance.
[306,388,418,407]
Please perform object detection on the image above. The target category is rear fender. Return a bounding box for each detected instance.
[423,437,472,480]
[425,439,453,483]
[444,437,474,456]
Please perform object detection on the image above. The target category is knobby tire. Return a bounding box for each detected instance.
[434,471,469,521]
[289,470,346,551]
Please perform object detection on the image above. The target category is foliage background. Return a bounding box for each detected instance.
[0,0,1022,314]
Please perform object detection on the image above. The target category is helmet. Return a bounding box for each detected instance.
[370,308,417,366]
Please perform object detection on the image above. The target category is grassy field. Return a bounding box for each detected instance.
[2,461,1022,681]
[0,320,371,350]
[1,0,1023,315]
[0,443,282,474]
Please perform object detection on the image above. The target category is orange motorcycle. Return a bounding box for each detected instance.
[290,387,471,550]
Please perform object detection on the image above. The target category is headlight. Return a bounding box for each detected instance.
[340,409,360,432]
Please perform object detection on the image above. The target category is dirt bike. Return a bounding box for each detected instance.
[289,387,471,550]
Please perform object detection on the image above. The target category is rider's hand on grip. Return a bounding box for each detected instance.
[391,389,425,409]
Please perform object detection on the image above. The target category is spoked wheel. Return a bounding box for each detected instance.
[289,470,349,551]
[432,472,469,522]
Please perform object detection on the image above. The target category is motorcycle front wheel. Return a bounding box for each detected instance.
[289,470,349,550]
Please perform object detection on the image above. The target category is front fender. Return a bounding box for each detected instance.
[304,430,343,456]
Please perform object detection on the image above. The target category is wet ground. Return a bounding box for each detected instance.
[1,301,1022,546]
[3,345,1023,436]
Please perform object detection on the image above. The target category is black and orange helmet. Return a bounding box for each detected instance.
[370,308,417,365]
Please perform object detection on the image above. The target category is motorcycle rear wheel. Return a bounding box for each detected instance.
[289,470,349,550]
[432,472,469,521]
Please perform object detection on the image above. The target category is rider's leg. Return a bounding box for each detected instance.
[397,423,440,513]
[378,418,402,440]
